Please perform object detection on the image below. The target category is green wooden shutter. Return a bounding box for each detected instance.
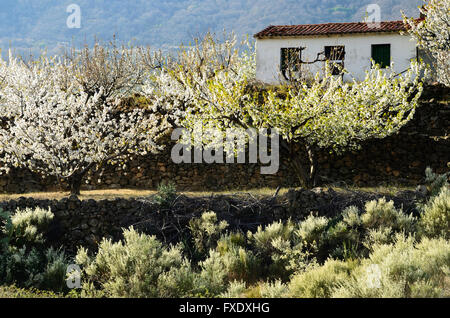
[372,44,391,68]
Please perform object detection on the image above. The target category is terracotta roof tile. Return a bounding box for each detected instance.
[254,20,413,38]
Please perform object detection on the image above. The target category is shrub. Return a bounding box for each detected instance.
[9,207,54,246]
[0,207,69,293]
[363,227,394,249]
[327,206,362,260]
[75,227,194,298]
[296,214,329,247]
[220,280,247,298]
[0,208,13,250]
[258,280,289,298]
[361,198,416,233]
[332,235,450,298]
[247,220,298,279]
[154,182,178,207]
[40,248,71,292]
[288,259,354,298]
[197,238,260,295]
[0,246,69,292]
[195,250,229,296]
[156,259,197,298]
[189,211,228,256]
[424,167,449,198]
[419,186,450,239]
[249,220,296,251]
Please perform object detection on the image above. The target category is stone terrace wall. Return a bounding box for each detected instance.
[0,187,423,252]
[0,85,449,193]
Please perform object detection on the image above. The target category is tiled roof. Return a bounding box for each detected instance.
[254,20,412,38]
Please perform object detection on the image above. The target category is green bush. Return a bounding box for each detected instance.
[219,280,247,298]
[419,186,450,239]
[58,176,448,299]
[9,207,54,247]
[363,227,394,248]
[1,207,54,249]
[258,280,289,298]
[296,214,329,247]
[196,238,259,295]
[0,207,69,293]
[189,211,228,255]
[0,209,13,250]
[0,245,69,292]
[288,259,354,298]
[154,182,178,207]
[75,227,195,298]
[361,198,416,233]
[247,220,299,279]
[325,207,362,260]
[424,167,449,198]
[332,235,450,298]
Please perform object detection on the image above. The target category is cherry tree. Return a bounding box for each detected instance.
[0,49,168,195]
[404,0,450,86]
[163,35,425,188]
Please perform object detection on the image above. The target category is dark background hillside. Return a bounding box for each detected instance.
[0,0,422,55]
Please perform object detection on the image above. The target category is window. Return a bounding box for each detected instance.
[371,44,391,68]
[324,46,345,75]
[280,47,303,80]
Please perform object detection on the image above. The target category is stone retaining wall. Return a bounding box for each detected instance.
[0,186,423,252]
[0,85,449,193]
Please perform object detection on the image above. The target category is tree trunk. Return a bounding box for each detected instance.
[306,144,318,188]
[284,141,318,189]
[68,173,84,196]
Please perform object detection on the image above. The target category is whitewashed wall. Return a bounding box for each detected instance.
[255,33,417,83]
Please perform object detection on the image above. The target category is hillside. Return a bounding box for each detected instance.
[0,0,422,55]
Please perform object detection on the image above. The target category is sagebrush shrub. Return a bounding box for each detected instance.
[327,206,362,259]
[10,207,54,246]
[189,211,228,255]
[196,250,229,296]
[296,215,329,246]
[361,198,416,233]
[156,259,197,298]
[258,280,289,298]
[0,208,13,250]
[247,220,298,279]
[220,280,247,298]
[332,235,450,298]
[0,246,69,292]
[249,220,296,252]
[0,207,69,293]
[424,167,449,198]
[363,227,394,250]
[288,259,354,298]
[419,186,450,239]
[40,248,71,292]
[198,238,260,294]
[76,227,194,297]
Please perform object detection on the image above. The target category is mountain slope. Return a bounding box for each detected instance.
[0,0,422,54]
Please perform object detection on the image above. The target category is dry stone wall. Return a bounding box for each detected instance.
[0,85,448,193]
[0,186,424,252]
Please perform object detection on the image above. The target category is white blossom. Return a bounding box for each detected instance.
[0,52,166,194]
[404,0,450,86]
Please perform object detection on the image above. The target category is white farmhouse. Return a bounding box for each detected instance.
[254,20,420,83]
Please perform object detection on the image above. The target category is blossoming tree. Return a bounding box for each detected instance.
[0,48,168,195]
[164,35,425,188]
[404,0,450,86]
